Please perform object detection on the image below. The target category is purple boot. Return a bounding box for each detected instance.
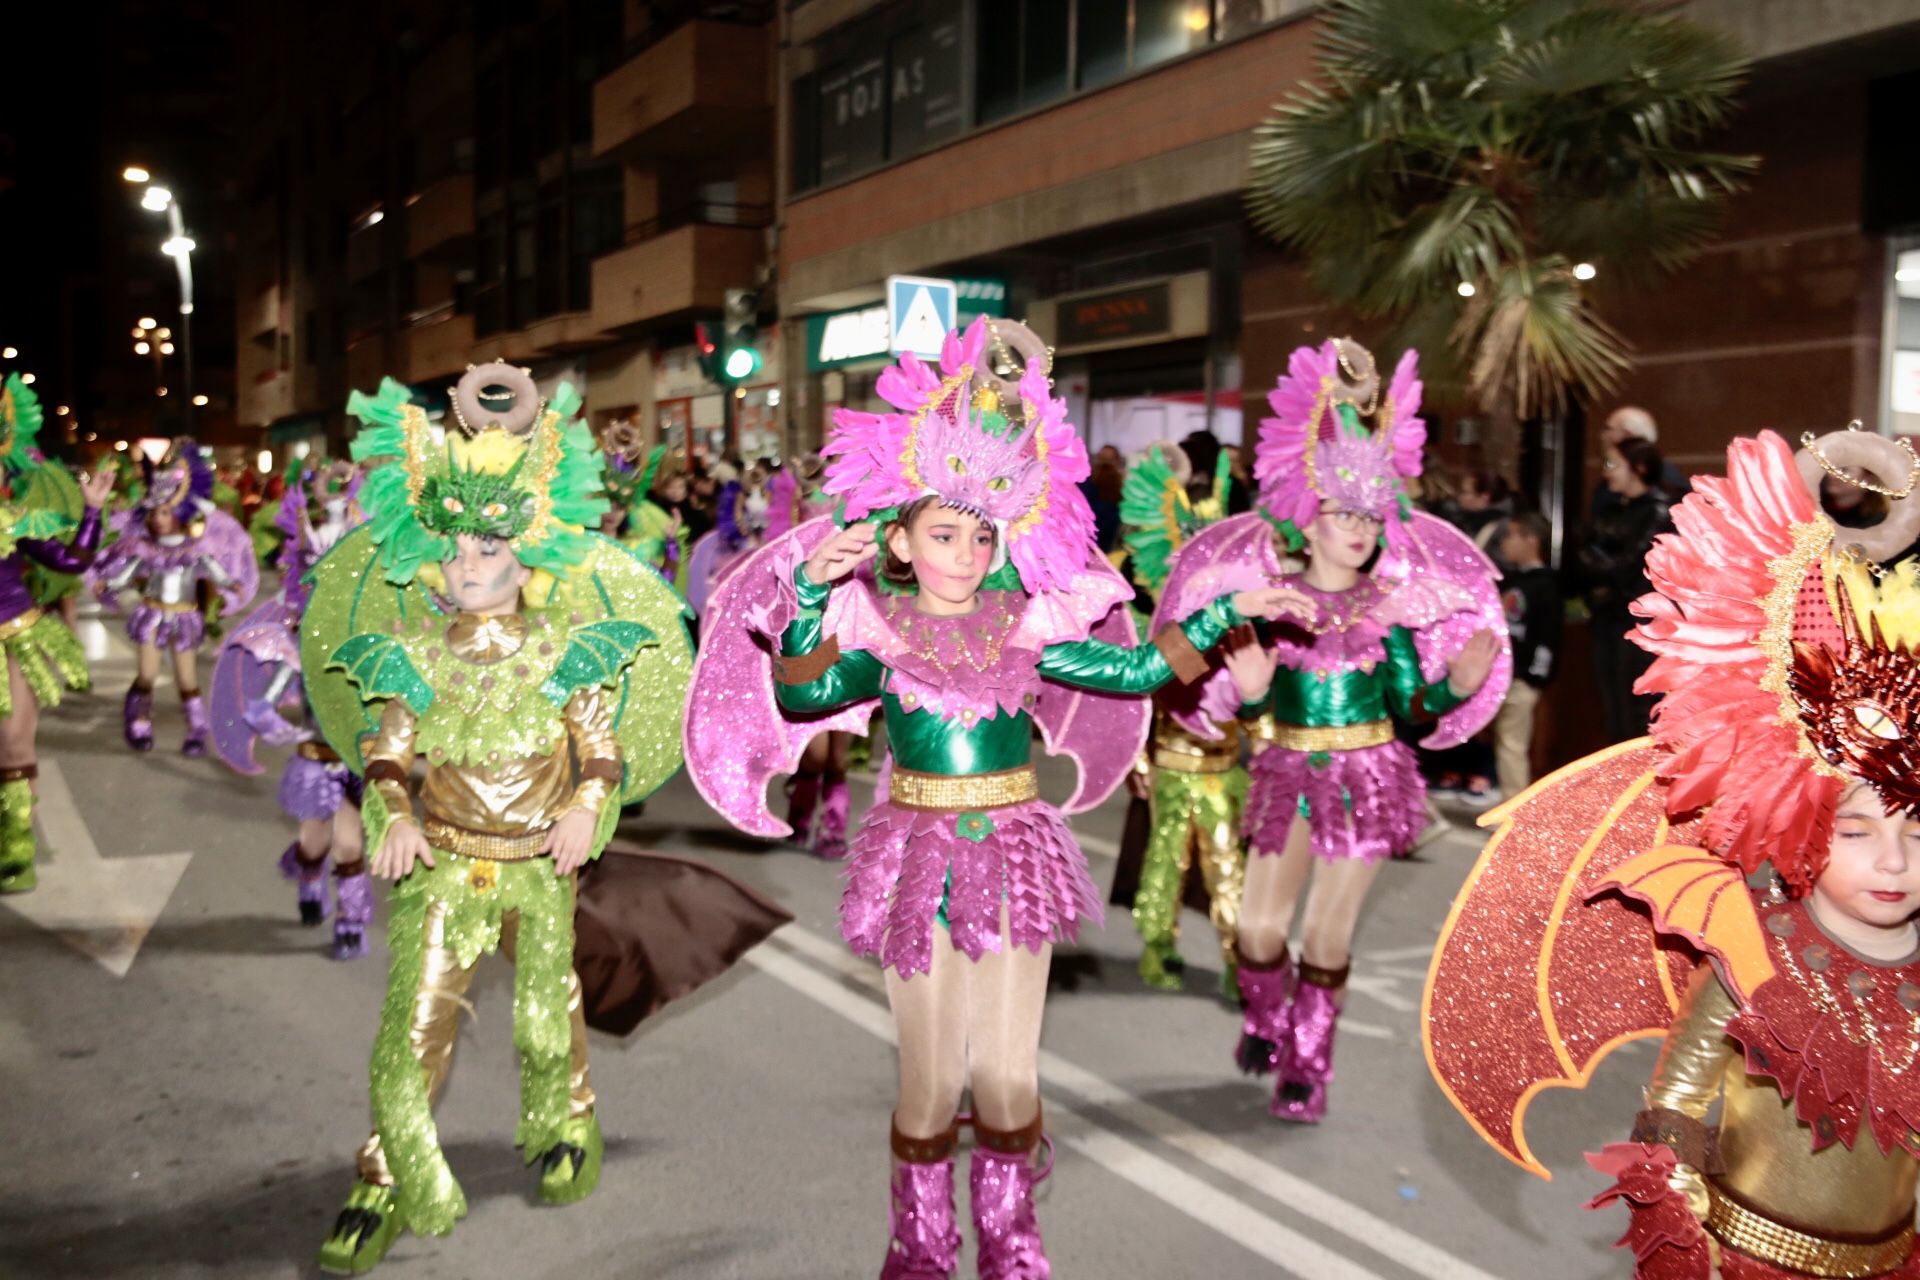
[181,691,209,758]
[786,772,820,847]
[278,841,331,926]
[814,775,850,861]
[1234,948,1295,1077]
[124,684,154,752]
[332,867,373,960]
[1272,960,1348,1124]
[879,1120,961,1280]
[971,1116,1051,1280]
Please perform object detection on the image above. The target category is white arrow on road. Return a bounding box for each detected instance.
[1,759,191,977]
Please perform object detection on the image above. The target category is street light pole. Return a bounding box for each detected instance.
[127,170,196,434]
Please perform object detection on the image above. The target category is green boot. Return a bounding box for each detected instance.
[1139,939,1185,991]
[317,1180,403,1275]
[0,774,37,894]
[535,1113,604,1206]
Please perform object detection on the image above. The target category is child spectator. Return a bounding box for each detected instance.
[1495,512,1562,798]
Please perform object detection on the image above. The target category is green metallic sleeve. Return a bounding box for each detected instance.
[1383,624,1465,722]
[1039,596,1243,695]
[773,568,887,712]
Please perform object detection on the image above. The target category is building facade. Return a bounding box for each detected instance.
[234,0,778,465]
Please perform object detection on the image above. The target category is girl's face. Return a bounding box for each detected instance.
[147,507,179,537]
[1815,783,1920,932]
[441,533,531,616]
[888,504,995,613]
[662,477,688,503]
[1302,504,1379,571]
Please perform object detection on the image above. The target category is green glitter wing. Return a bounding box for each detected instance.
[332,633,435,714]
[299,523,445,769]
[636,444,665,498]
[539,619,653,707]
[1120,447,1194,592]
[545,534,693,804]
[13,509,73,541]
[1,373,46,472]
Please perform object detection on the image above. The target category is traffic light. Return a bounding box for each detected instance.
[717,287,761,386]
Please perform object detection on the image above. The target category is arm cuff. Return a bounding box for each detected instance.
[774,634,841,685]
[1152,625,1210,685]
[1630,1108,1722,1176]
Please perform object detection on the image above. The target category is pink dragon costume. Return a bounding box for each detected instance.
[686,318,1264,1279]
[211,461,375,958]
[88,441,259,755]
[1155,338,1509,1123]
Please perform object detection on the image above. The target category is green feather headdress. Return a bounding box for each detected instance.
[0,373,48,474]
[346,377,609,602]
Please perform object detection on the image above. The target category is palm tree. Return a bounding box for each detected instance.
[1246,0,1755,452]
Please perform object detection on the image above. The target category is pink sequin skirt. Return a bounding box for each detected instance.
[841,799,1103,977]
[1243,739,1425,864]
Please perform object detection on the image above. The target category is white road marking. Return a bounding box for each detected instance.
[0,760,192,976]
[744,941,1391,1280]
[764,922,1507,1280]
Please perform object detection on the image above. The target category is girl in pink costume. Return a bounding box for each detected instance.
[1154,338,1509,1123]
[687,318,1301,1278]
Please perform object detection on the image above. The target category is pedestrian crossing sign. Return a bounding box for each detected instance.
[887,275,957,358]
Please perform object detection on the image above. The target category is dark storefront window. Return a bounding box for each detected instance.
[1076,0,1128,90]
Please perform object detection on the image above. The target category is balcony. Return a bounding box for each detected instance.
[243,282,282,342]
[590,207,766,334]
[405,311,476,385]
[592,19,771,162]
[239,368,294,428]
[407,173,475,260]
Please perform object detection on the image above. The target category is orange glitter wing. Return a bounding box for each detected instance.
[1422,740,1701,1180]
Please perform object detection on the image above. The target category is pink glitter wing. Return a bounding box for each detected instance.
[765,468,799,540]
[684,531,724,618]
[199,507,261,616]
[1151,513,1286,739]
[683,518,878,838]
[210,596,301,776]
[1029,557,1151,812]
[84,510,141,609]
[1381,348,1426,479]
[1375,511,1511,749]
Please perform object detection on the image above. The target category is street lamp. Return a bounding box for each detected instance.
[123,169,195,432]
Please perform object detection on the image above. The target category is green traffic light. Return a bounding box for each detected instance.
[724,347,760,381]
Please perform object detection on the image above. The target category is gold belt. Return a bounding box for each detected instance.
[1271,720,1395,753]
[889,766,1038,812]
[295,740,341,763]
[1706,1183,1915,1278]
[420,814,550,862]
[143,599,200,613]
[0,607,43,641]
[1152,747,1237,774]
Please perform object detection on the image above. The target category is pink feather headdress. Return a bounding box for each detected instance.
[1254,340,1426,554]
[822,317,1096,594]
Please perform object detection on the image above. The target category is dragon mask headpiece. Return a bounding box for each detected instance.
[1636,426,1920,896]
[347,362,608,603]
[0,372,49,477]
[137,438,215,526]
[1255,338,1425,554]
[822,316,1095,593]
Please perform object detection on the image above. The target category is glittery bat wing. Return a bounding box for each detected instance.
[84,510,141,610]
[1151,512,1286,739]
[298,524,445,770]
[210,594,302,776]
[1031,557,1154,813]
[1375,510,1512,748]
[1422,740,1704,1180]
[685,530,724,617]
[198,506,261,616]
[684,517,880,838]
[543,534,694,806]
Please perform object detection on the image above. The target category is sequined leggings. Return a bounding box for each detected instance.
[1133,766,1246,966]
[355,899,595,1185]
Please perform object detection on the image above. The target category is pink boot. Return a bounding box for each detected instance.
[879,1119,960,1280]
[814,775,850,861]
[331,867,373,961]
[1272,960,1347,1124]
[124,683,154,752]
[181,690,209,758]
[970,1115,1051,1280]
[786,772,820,847]
[1234,948,1295,1077]
[277,841,330,926]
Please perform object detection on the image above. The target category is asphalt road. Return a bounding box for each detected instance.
[0,606,1650,1279]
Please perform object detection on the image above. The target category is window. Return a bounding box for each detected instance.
[1135,0,1212,68]
[1021,3,1070,106]
[976,0,1021,124]
[1076,0,1129,90]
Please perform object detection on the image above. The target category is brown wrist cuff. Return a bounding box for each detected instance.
[773,635,841,686]
[972,1109,1044,1155]
[1631,1108,1723,1176]
[365,759,408,784]
[1153,625,1209,685]
[579,758,622,784]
